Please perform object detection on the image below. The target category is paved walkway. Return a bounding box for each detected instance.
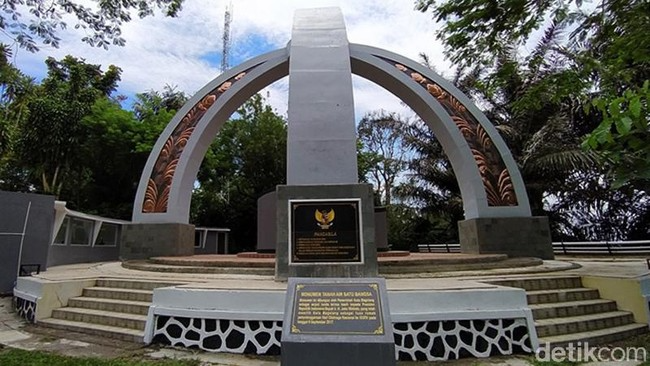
[1,257,648,365]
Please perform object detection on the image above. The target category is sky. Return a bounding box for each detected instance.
[3,0,452,120]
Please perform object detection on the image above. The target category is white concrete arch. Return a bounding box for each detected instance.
[133,44,530,223]
[349,44,531,219]
[133,48,290,223]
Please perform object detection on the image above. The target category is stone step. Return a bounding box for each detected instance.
[95,278,182,291]
[527,288,601,305]
[535,311,635,338]
[122,261,275,276]
[538,323,649,348]
[488,276,583,291]
[51,307,147,330]
[530,299,618,319]
[38,317,144,343]
[68,297,151,316]
[83,287,153,302]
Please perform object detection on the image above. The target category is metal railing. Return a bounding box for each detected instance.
[417,240,650,255]
[417,243,460,253]
[19,264,41,276]
[552,240,650,255]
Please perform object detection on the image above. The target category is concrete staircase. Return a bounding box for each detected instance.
[38,278,180,342]
[487,276,648,347]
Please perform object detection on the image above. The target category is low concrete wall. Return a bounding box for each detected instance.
[642,277,650,326]
[48,245,119,267]
[194,230,229,255]
[581,275,649,324]
[14,276,96,320]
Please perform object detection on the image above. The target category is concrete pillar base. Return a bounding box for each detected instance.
[458,217,554,260]
[121,223,195,260]
[275,184,377,281]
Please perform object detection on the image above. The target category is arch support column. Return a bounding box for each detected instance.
[459,217,554,259]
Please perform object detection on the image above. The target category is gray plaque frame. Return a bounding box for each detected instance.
[281,277,395,366]
[289,282,385,335]
[288,198,364,266]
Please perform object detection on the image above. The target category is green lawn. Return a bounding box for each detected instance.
[0,347,201,366]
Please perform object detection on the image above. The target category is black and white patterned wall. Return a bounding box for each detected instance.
[152,315,533,360]
[394,318,532,361]
[153,316,282,355]
[14,296,36,323]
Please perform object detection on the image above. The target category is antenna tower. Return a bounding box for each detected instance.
[221,3,233,72]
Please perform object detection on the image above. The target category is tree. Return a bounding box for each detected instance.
[416,0,650,240]
[0,46,29,156]
[396,119,464,244]
[1,44,34,155]
[0,45,35,191]
[416,0,572,69]
[16,55,121,197]
[384,203,437,251]
[1,0,184,52]
[132,84,188,122]
[584,82,649,188]
[191,95,287,252]
[357,111,410,206]
[75,98,148,218]
[73,84,186,217]
[417,0,650,188]
[1,54,184,217]
[576,0,650,188]
[548,169,650,241]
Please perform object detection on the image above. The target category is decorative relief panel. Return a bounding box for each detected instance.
[143,71,251,213]
[389,60,518,207]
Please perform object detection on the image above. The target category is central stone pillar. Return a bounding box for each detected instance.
[286,7,358,185]
[276,7,377,281]
[278,8,394,366]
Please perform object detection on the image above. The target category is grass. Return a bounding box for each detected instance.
[3,333,649,365]
[0,347,202,366]
[609,332,650,366]
[529,359,581,366]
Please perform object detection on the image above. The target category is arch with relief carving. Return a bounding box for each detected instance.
[132,44,530,223]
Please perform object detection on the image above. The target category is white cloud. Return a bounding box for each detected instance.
[4,0,451,119]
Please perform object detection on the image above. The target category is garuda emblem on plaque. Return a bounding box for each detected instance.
[315,209,335,229]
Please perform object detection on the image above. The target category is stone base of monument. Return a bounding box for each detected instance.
[109,276,536,361]
[281,277,395,366]
[120,223,195,260]
[458,216,554,260]
[275,184,377,281]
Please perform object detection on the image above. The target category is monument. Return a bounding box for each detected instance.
[275,8,395,365]
[12,7,556,363]
[127,4,553,263]
[118,4,554,362]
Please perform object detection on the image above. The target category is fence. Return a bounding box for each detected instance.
[552,240,650,255]
[417,243,461,253]
[417,240,650,255]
